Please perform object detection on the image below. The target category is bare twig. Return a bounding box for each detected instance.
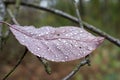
[62,59,90,80]
[4,2,120,79]
[2,47,28,80]
[74,0,83,28]
[14,0,21,17]
[7,8,51,75]
[4,1,120,47]
[2,9,28,80]
[63,0,91,79]
[2,1,120,80]
[7,9,19,25]
[3,1,120,80]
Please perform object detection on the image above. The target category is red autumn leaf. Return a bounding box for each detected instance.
[7,24,104,62]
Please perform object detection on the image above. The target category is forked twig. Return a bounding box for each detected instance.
[4,1,120,47]
[62,1,90,79]
[2,1,120,80]
[7,9,19,25]
[14,0,21,17]
[74,0,83,28]
[7,9,51,76]
[1,8,28,80]
[62,58,90,80]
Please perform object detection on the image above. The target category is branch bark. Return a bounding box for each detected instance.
[62,58,90,80]
[2,1,120,80]
[5,9,51,79]
[2,47,28,80]
[74,0,83,28]
[4,1,120,47]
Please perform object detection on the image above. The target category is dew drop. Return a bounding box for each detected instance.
[80,30,83,33]
[77,53,81,56]
[34,49,37,52]
[87,47,93,50]
[30,32,34,35]
[51,59,55,61]
[48,48,51,51]
[74,31,78,35]
[65,34,69,37]
[56,43,60,46]
[61,59,65,62]
[71,36,74,39]
[83,52,86,55]
[37,47,40,50]
[38,34,41,36]
[55,55,59,59]
[65,56,68,59]
[62,40,66,43]
[21,39,25,42]
[23,35,28,39]
[79,34,82,36]
[58,38,62,41]
[65,42,69,45]
[25,36,28,39]
[75,44,78,47]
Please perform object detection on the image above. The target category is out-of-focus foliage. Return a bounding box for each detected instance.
[0,0,5,49]
[0,0,120,80]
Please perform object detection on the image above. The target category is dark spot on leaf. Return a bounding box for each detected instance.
[57,34,60,36]
[8,24,104,62]
[79,47,81,49]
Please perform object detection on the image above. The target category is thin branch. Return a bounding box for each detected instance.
[62,59,90,80]
[2,47,28,80]
[14,0,21,17]
[7,8,52,75]
[67,0,91,79]
[74,0,83,28]
[3,1,120,80]
[7,9,19,25]
[1,8,28,80]
[4,1,120,47]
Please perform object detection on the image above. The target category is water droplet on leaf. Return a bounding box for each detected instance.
[8,24,104,62]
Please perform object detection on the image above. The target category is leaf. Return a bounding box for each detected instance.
[9,25,104,62]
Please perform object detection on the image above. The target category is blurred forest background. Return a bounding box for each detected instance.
[0,0,120,80]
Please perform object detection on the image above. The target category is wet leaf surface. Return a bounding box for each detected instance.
[9,25,104,62]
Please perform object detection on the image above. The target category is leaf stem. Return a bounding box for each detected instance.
[7,8,52,75]
[2,48,28,80]
[74,0,83,28]
[4,1,119,47]
[1,8,27,80]
[0,9,20,26]
[0,21,12,27]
